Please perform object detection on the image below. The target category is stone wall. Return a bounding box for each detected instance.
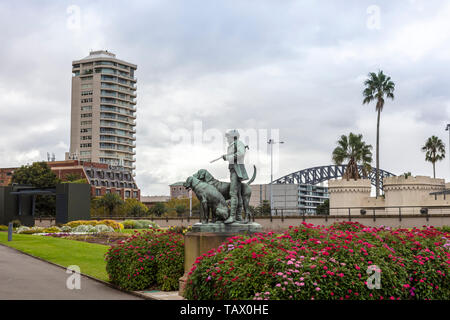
[328,179,371,215]
[384,176,445,208]
[329,176,449,216]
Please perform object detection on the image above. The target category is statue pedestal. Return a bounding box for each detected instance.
[178,223,262,297]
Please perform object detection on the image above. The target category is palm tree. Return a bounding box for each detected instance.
[363,70,395,197]
[332,133,373,180]
[97,193,124,217]
[421,135,445,178]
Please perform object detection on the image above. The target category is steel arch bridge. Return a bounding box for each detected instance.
[272,165,396,191]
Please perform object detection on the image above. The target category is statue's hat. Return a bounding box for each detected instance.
[225,129,240,138]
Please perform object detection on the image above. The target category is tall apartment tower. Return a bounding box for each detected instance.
[68,50,137,173]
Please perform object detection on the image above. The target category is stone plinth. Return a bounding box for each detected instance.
[191,221,262,233]
[178,222,262,297]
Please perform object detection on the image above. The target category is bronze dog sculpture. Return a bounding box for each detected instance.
[193,165,256,222]
[183,176,229,223]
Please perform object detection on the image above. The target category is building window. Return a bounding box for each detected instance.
[81,76,93,81]
[116,190,121,196]
[81,106,92,112]
[80,128,92,133]
[81,98,93,103]
[81,135,91,140]
[81,113,92,118]
[81,120,92,126]
[106,189,111,194]
[125,190,130,198]
[133,191,138,198]
[96,189,101,196]
[80,143,92,148]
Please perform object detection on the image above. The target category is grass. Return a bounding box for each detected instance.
[0,232,110,282]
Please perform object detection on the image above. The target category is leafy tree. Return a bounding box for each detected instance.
[253,200,271,216]
[11,162,61,216]
[175,204,187,216]
[64,173,83,182]
[11,161,61,187]
[332,133,373,180]
[422,135,445,178]
[90,196,104,217]
[363,70,395,197]
[119,198,149,217]
[165,197,199,215]
[150,202,166,217]
[97,193,124,217]
[316,199,329,215]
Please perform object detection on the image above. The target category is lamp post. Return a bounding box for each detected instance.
[446,124,450,175]
[189,189,192,217]
[268,139,284,215]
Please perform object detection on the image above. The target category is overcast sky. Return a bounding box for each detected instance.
[1,0,450,195]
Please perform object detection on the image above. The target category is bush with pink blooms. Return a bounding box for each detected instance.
[105,229,184,291]
[184,222,450,300]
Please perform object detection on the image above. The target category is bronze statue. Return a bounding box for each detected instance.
[183,129,262,232]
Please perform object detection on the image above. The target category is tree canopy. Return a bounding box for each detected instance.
[11,161,60,187]
[332,133,373,180]
[422,135,445,179]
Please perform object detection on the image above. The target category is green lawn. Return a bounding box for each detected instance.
[0,233,110,282]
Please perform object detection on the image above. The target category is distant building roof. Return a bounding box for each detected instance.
[170,182,185,186]
[141,196,170,203]
[82,50,116,60]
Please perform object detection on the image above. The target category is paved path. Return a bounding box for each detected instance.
[0,245,142,300]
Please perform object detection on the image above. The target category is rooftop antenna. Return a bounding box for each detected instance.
[52,153,56,162]
[47,152,50,162]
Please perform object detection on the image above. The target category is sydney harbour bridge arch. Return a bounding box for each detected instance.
[272,164,396,191]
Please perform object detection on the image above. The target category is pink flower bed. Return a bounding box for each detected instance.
[184,221,450,300]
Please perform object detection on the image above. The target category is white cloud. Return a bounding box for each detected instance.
[1,0,450,195]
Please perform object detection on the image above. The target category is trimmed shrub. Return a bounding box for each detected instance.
[64,219,123,230]
[184,222,450,300]
[94,224,115,233]
[43,226,62,234]
[122,220,135,229]
[61,226,72,232]
[72,225,96,233]
[105,229,184,291]
[100,219,124,230]
[0,225,9,231]
[16,226,45,234]
[122,220,159,229]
